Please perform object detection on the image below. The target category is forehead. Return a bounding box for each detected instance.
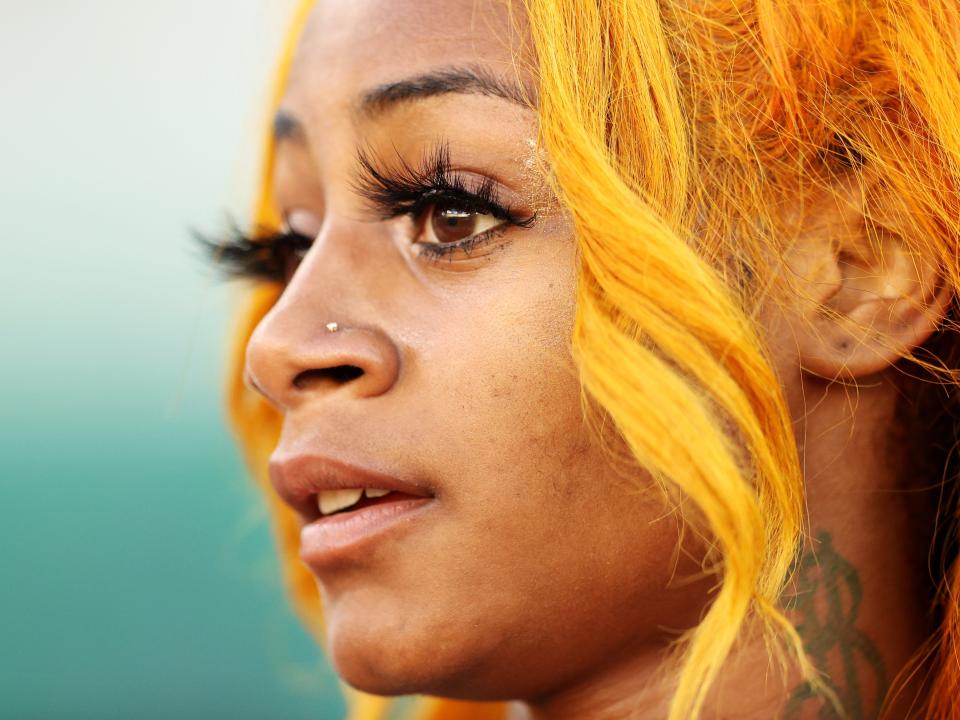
[285,0,532,118]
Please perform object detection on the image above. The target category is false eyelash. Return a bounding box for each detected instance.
[194,224,313,283]
[353,141,536,231]
[198,143,537,281]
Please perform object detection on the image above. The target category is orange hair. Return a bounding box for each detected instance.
[224,1,960,717]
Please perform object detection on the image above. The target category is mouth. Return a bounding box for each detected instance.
[300,490,435,568]
[268,452,437,569]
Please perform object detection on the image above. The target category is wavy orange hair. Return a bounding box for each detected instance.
[224,1,960,717]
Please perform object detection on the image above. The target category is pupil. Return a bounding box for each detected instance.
[433,206,476,243]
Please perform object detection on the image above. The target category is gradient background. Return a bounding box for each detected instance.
[1,2,347,717]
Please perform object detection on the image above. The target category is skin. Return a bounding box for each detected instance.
[243,1,952,717]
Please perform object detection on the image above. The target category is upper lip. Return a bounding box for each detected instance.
[268,451,434,521]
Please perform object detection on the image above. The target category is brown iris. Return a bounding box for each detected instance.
[427,202,499,245]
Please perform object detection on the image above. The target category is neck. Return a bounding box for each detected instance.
[510,373,940,720]
[777,373,940,719]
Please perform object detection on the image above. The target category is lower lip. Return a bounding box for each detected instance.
[299,497,434,568]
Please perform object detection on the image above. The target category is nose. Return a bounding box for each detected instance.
[244,301,402,411]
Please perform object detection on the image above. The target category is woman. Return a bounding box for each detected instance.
[208,0,960,717]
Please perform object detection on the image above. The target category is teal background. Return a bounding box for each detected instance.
[0,2,346,718]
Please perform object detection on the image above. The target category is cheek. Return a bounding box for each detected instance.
[321,246,707,698]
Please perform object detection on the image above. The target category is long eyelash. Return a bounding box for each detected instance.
[353,141,536,234]
[194,223,312,282]
[197,144,535,280]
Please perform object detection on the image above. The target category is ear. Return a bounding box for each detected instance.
[784,177,954,381]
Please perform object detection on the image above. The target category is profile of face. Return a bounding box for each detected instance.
[242,0,709,702]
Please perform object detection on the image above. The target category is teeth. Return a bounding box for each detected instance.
[365,488,391,498]
[318,488,363,515]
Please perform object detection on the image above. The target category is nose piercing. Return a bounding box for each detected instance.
[325,322,339,333]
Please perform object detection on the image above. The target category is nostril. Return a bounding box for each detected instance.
[329,365,364,383]
[293,365,364,391]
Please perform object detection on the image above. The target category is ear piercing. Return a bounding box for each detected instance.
[325,322,339,333]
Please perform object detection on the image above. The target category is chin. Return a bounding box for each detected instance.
[323,609,510,700]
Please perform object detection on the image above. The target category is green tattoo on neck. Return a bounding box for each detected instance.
[784,531,888,719]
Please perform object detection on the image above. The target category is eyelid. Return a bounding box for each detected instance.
[283,208,321,238]
[351,141,531,223]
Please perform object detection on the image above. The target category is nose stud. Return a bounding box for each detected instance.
[325,322,339,333]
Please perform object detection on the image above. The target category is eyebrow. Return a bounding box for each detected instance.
[273,65,535,142]
[359,65,535,117]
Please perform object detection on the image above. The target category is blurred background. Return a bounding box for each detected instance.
[0,2,346,717]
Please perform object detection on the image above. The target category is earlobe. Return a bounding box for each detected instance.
[799,268,953,380]
[787,183,955,382]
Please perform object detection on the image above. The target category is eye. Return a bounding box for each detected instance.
[284,208,321,238]
[280,209,320,277]
[423,199,503,246]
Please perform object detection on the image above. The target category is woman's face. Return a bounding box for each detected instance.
[245,0,705,700]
